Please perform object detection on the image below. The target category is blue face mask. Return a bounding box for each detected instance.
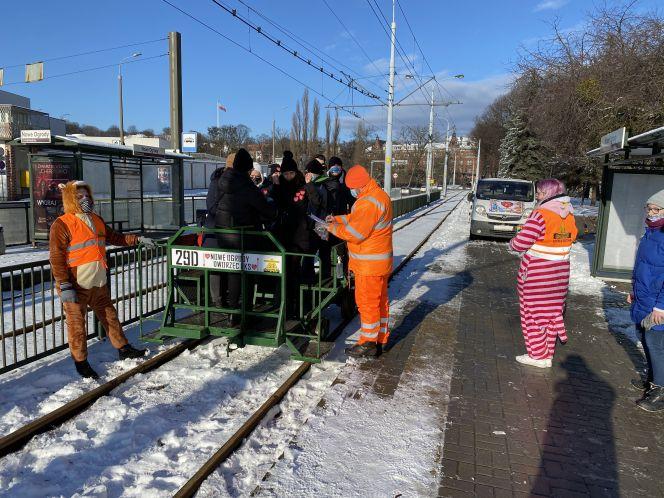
[350,188,360,198]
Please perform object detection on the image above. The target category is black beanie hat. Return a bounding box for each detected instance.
[328,156,343,168]
[233,148,254,172]
[281,150,298,173]
[305,159,324,175]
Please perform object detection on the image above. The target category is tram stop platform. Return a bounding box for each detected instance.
[260,202,664,497]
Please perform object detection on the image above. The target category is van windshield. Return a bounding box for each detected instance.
[476,180,534,201]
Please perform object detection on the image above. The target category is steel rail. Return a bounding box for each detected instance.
[174,196,466,497]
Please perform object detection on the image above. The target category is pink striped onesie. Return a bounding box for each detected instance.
[509,210,572,360]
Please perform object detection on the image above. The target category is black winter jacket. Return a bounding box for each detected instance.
[271,174,316,252]
[204,167,225,229]
[215,169,277,237]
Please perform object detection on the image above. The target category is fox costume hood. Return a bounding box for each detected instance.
[59,180,93,215]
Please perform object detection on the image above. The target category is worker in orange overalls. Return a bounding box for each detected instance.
[49,180,154,379]
[325,165,393,358]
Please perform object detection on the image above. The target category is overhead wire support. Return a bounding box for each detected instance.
[159,0,363,120]
[1,38,167,70]
[208,0,382,101]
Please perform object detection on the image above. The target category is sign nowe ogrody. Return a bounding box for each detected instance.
[599,127,627,153]
[21,129,52,144]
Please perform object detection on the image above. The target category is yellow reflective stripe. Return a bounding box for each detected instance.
[67,238,105,252]
[348,251,393,261]
[529,243,571,254]
[374,219,392,230]
[344,222,366,241]
[362,195,386,213]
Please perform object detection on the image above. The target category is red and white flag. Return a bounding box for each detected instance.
[217,103,227,112]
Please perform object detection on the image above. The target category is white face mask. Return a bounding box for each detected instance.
[647,214,664,222]
[350,188,360,198]
[79,197,94,213]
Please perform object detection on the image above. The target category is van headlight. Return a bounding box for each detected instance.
[475,206,487,216]
[522,209,533,218]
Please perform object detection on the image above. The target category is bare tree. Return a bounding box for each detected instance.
[332,110,340,155]
[310,98,320,157]
[399,126,430,187]
[290,101,302,159]
[301,89,310,162]
[325,110,331,159]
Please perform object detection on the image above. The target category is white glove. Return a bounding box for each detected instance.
[139,236,156,249]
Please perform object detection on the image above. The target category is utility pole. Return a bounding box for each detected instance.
[426,88,434,202]
[442,121,449,197]
[383,0,397,196]
[169,31,183,152]
[168,31,184,227]
[475,139,481,189]
[453,152,457,186]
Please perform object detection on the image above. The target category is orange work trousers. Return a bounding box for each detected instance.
[354,274,389,345]
[61,285,129,362]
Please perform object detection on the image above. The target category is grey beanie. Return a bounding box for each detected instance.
[647,190,664,208]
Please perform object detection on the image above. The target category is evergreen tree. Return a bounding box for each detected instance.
[498,111,547,180]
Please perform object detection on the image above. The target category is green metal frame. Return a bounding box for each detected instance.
[138,226,349,362]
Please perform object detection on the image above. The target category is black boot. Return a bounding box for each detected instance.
[119,344,147,360]
[631,378,651,391]
[636,386,664,412]
[75,360,100,380]
[345,342,379,358]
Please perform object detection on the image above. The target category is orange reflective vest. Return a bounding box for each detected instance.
[526,208,578,261]
[59,213,108,268]
[330,179,393,276]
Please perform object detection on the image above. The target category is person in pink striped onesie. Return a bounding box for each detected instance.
[509,179,578,368]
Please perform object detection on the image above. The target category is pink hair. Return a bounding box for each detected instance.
[536,178,566,199]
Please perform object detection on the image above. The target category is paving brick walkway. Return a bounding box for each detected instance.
[438,242,664,497]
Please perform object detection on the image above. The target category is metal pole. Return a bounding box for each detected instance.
[453,152,457,186]
[426,88,434,202]
[272,115,276,163]
[216,99,220,128]
[118,70,125,145]
[169,31,183,152]
[442,122,449,197]
[383,0,396,196]
[475,138,481,189]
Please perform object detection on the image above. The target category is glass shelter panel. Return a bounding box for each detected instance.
[112,159,142,230]
[82,158,112,220]
[142,158,181,230]
[602,172,664,271]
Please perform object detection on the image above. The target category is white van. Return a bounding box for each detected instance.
[469,178,536,239]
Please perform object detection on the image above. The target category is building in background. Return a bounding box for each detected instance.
[0,90,66,200]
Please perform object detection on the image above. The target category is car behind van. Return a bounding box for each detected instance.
[469,178,536,239]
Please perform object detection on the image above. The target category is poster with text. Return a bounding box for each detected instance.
[32,157,75,239]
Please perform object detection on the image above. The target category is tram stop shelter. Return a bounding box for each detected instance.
[587,125,664,280]
[9,134,189,242]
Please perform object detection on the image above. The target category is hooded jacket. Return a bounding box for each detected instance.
[632,225,664,331]
[49,181,139,289]
[271,171,316,251]
[215,168,277,235]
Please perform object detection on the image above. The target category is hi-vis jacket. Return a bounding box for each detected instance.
[60,213,108,268]
[525,208,578,261]
[329,179,393,276]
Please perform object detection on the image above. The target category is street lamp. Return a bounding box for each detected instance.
[118,52,141,145]
[272,105,288,163]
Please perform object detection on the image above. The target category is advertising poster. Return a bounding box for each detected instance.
[32,157,75,239]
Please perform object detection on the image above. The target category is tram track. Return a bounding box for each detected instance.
[0,194,465,495]
[174,195,466,498]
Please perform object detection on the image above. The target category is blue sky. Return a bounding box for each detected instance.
[3,0,661,139]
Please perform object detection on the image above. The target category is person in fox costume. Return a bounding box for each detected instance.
[49,180,154,379]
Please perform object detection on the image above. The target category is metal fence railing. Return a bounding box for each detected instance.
[392,191,440,218]
[0,244,167,374]
[0,191,442,374]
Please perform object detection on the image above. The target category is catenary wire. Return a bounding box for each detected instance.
[159,0,364,120]
[1,38,167,70]
[2,53,168,86]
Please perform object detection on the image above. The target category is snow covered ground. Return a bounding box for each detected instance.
[0,195,464,497]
